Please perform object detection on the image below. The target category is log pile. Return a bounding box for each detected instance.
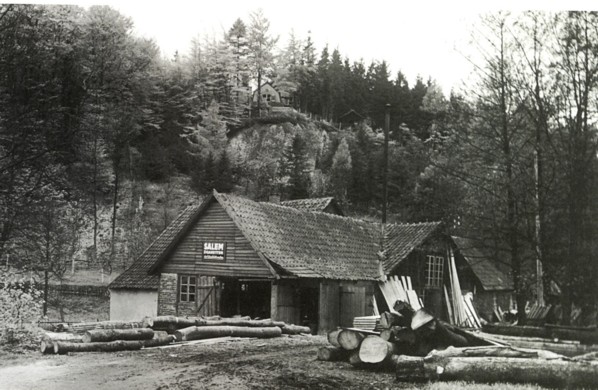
[317,302,490,368]
[318,303,598,387]
[41,315,311,354]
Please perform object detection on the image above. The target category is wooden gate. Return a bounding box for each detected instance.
[196,276,219,316]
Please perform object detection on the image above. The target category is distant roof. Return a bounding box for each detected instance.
[452,236,513,291]
[279,197,343,215]
[109,201,206,290]
[382,222,444,272]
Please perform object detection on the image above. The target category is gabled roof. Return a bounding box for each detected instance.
[110,192,389,290]
[382,222,443,272]
[279,197,344,215]
[215,192,381,280]
[452,236,513,291]
[109,199,208,290]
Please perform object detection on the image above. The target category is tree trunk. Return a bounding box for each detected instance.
[479,332,598,357]
[256,71,262,117]
[424,356,598,388]
[68,320,148,333]
[82,328,154,343]
[380,312,409,328]
[174,325,281,342]
[317,346,349,361]
[426,345,564,360]
[43,269,48,316]
[327,329,342,347]
[483,323,598,344]
[391,355,427,382]
[338,329,365,351]
[109,163,119,271]
[358,335,399,363]
[144,316,257,331]
[53,335,174,354]
[280,324,311,335]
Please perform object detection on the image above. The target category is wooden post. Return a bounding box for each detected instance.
[382,103,390,224]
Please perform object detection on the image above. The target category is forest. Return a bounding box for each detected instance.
[1,5,597,324]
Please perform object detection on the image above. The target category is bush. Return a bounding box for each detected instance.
[0,272,44,349]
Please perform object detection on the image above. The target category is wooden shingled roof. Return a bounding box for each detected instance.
[279,197,343,215]
[109,191,448,290]
[215,192,381,280]
[109,200,207,290]
[452,236,513,291]
[382,222,444,273]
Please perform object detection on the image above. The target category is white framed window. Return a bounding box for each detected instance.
[425,255,444,288]
[179,275,197,302]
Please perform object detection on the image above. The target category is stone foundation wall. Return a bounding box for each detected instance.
[158,273,177,316]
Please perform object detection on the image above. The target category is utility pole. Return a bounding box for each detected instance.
[382,104,390,224]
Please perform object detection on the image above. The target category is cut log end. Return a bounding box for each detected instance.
[359,335,398,364]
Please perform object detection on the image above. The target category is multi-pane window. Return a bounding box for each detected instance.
[425,255,444,288]
[179,275,197,302]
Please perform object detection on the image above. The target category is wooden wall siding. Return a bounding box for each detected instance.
[161,201,273,278]
[318,280,340,334]
[272,282,300,325]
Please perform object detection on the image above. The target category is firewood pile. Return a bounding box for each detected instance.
[318,300,598,387]
[40,315,311,354]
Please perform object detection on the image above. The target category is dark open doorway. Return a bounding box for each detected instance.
[219,278,271,319]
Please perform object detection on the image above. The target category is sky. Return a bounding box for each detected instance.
[26,1,598,95]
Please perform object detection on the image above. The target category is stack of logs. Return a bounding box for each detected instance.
[319,301,487,367]
[318,300,598,387]
[41,315,311,354]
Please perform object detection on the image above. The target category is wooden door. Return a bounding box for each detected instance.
[340,285,366,327]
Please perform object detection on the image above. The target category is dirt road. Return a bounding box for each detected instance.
[0,336,398,390]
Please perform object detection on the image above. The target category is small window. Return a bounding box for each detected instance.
[425,255,444,288]
[179,275,197,302]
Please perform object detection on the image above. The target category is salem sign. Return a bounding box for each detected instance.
[203,242,226,261]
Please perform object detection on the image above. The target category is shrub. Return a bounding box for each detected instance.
[0,272,44,349]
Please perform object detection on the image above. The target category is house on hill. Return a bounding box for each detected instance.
[252,82,293,110]
[109,191,512,331]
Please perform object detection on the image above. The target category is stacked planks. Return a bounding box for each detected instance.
[352,316,380,332]
[378,275,422,313]
[445,248,482,329]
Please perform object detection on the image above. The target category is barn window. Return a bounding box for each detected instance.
[179,275,197,302]
[425,255,444,288]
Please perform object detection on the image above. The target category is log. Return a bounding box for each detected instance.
[379,312,409,328]
[349,351,364,366]
[425,345,565,360]
[425,356,598,388]
[53,336,173,354]
[483,323,598,344]
[434,321,469,347]
[67,320,147,333]
[484,336,598,357]
[393,300,415,322]
[338,329,365,351]
[391,355,427,382]
[202,318,285,328]
[141,334,176,348]
[358,335,399,364]
[174,326,281,342]
[43,332,83,343]
[317,346,350,361]
[144,316,204,331]
[40,340,55,354]
[327,329,342,347]
[82,328,154,343]
[280,324,311,335]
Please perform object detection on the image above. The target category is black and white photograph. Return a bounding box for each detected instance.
[1,1,598,388]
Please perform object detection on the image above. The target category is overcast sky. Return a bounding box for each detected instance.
[30,1,598,95]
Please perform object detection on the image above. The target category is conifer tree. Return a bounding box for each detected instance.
[330,137,352,206]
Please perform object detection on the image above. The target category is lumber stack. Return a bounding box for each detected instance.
[378,275,422,313]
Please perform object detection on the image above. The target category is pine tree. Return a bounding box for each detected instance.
[330,137,353,206]
[215,150,234,193]
[283,134,311,200]
[202,152,217,194]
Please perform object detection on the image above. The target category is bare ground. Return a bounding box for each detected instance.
[0,335,550,390]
